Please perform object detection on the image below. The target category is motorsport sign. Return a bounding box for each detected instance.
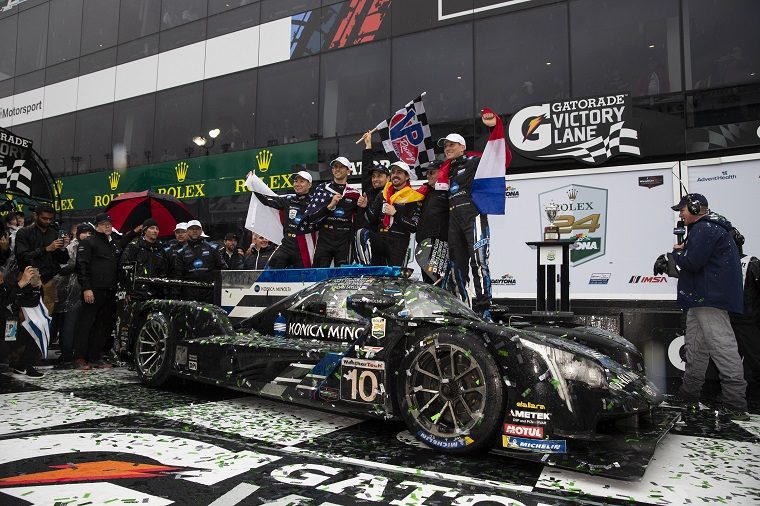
[508,94,641,165]
[538,184,608,265]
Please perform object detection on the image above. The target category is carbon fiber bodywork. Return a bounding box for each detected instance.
[121,270,665,462]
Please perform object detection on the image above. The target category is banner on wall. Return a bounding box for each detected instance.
[688,157,760,255]
[487,164,678,299]
[507,94,641,165]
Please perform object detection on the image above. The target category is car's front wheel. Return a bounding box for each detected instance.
[397,330,506,454]
[134,313,173,387]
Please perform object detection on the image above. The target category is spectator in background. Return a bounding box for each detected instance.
[3,266,45,377]
[221,233,245,269]
[54,223,93,368]
[244,233,276,270]
[120,218,170,299]
[75,213,122,370]
[14,203,69,313]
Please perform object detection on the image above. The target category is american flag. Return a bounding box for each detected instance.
[375,93,435,170]
[0,159,33,196]
[540,121,641,164]
[304,182,361,218]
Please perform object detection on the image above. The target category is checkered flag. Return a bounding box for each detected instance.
[375,93,436,170]
[540,121,641,164]
[0,159,33,195]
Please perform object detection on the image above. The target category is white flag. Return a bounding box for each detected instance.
[244,173,284,245]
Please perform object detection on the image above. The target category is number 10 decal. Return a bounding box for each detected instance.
[340,357,386,405]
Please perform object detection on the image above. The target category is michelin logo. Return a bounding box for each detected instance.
[504,436,567,453]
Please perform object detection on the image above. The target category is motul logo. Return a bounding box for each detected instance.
[503,423,544,439]
[628,275,667,284]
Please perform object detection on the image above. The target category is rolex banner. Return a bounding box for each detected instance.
[507,94,641,165]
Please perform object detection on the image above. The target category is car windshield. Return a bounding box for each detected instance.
[394,280,479,320]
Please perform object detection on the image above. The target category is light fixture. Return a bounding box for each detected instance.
[192,128,221,155]
[648,44,655,48]
[545,62,552,66]
[456,76,462,79]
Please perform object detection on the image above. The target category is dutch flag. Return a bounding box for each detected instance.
[471,108,512,215]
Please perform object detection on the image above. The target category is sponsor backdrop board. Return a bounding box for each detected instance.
[489,163,678,299]
[687,156,759,257]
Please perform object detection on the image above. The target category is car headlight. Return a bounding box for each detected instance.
[520,339,608,389]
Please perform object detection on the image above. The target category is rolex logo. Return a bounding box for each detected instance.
[53,179,63,196]
[175,162,189,183]
[567,188,578,201]
[256,149,273,173]
[109,171,121,191]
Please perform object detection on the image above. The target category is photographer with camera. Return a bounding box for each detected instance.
[14,203,69,314]
[665,193,748,420]
[2,265,46,377]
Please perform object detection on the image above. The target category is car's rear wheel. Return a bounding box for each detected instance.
[134,313,173,387]
[397,331,506,454]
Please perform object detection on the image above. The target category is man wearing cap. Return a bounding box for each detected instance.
[304,156,360,267]
[120,218,170,299]
[244,233,276,270]
[173,220,225,303]
[74,213,122,370]
[14,203,70,313]
[221,232,245,270]
[670,193,748,420]
[361,161,424,266]
[416,160,449,284]
[251,170,319,268]
[436,111,510,317]
[354,131,391,264]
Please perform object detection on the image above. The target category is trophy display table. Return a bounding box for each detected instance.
[526,239,576,318]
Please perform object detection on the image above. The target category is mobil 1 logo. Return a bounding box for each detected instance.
[538,184,608,265]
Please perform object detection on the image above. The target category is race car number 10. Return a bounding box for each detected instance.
[340,357,385,404]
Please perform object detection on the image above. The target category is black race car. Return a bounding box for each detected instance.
[120,266,664,460]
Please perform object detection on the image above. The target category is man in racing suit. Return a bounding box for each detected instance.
[120,218,170,299]
[416,160,449,284]
[253,171,318,268]
[353,131,390,265]
[361,161,423,266]
[438,110,512,317]
[173,219,224,303]
[306,157,360,267]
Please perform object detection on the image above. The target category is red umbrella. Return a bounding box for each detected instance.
[105,190,195,237]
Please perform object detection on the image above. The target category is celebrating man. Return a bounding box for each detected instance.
[306,156,360,267]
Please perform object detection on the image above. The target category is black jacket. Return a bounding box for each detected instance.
[173,238,225,281]
[417,184,449,242]
[76,232,122,291]
[222,249,245,270]
[448,154,483,223]
[255,192,317,236]
[121,237,170,298]
[366,188,422,237]
[14,224,69,283]
[356,148,385,230]
[243,244,277,270]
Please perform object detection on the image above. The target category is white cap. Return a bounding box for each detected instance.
[389,160,415,180]
[437,133,466,147]
[293,170,313,183]
[330,156,353,170]
[186,219,202,229]
[201,232,209,238]
[174,222,188,231]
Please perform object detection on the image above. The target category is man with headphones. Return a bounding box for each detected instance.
[671,193,749,420]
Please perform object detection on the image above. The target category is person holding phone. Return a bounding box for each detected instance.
[14,203,69,314]
[2,265,45,377]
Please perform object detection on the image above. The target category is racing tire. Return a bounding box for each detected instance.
[134,313,174,387]
[397,331,506,454]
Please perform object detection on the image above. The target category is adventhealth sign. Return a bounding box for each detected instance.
[56,141,316,211]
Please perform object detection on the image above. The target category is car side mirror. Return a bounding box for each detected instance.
[347,292,396,315]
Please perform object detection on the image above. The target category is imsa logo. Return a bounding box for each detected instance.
[629,275,667,284]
